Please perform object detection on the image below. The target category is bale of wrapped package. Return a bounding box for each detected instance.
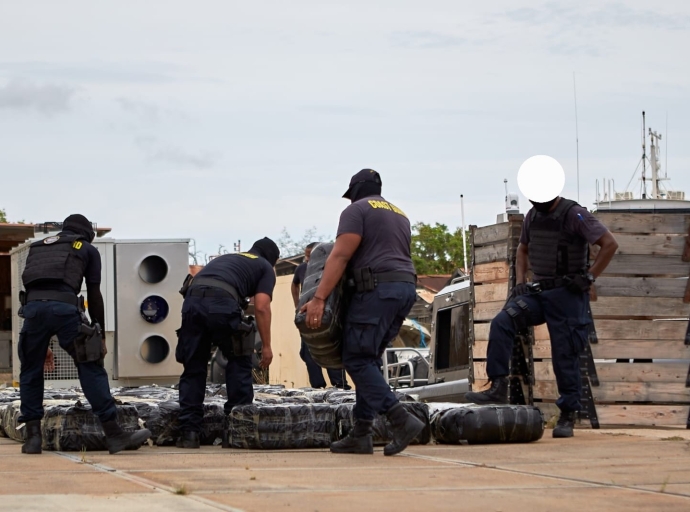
[112,385,179,402]
[41,402,141,451]
[147,400,226,446]
[430,404,544,444]
[334,402,431,446]
[1,401,26,442]
[0,403,9,437]
[294,243,345,369]
[227,404,335,449]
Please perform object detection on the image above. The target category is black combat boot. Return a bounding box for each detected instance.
[176,431,201,449]
[330,419,374,454]
[101,420,151,454]
[383,403,425,456]
[465,376,509,404]
[552,411,576,438]
[21,420,43,455]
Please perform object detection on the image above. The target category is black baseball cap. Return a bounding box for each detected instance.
[342,169,382,199]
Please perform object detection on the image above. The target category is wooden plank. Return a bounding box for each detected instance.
[474,242,510,265]
[534,381,690,403]
[472,261,510,283]
[473,322,491,342]
[473,282,509,304]
[473,300,504,322]
[591,340,690,360]
[473,322,550,342]
[590,233,686,257]
[595,319,688,340]
[473,223,515,246]
[594,212,690,235]
[534,361,689,383]
[472,339,552,360]
[597,405,690,427]
[590,296,690,319]
[600,254,690,276]
[594,277,688,299]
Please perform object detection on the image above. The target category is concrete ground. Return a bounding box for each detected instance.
[2,429,690,512]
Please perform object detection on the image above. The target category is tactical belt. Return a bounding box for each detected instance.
[187,277,240,302]
[375,271,417,284]
[26,290,79,307]
[533,275,579,291]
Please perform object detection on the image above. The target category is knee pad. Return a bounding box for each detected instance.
[503,299,530,333]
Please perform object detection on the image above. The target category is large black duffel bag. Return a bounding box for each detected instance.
[430,404,544,444]
[294,242,345,369]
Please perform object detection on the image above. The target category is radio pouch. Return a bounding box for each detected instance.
[179,274,194,297]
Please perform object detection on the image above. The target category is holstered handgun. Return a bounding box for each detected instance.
[18,290,26,318]
[179,274,194,297]
[232,316,257,356]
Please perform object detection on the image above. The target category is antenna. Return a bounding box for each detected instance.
[642,111,647,198]
[460,194,468,274]
[665,111,668,177]
[503,178,509,200]
[573,72,580,202]
[233,240,241,252]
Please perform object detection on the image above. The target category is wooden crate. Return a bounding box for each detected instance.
[469,216,524,388]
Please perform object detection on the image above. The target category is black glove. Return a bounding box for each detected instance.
[509,283,530,300]
[565,273,594,293]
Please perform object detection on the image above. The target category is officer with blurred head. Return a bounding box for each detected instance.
[292,242,349,389]
[18,214,151,454]
[466,156,618,438]
[302,169,422,456]
[175,237,279,448]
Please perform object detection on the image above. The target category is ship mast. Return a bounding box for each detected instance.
[649,127,663,199]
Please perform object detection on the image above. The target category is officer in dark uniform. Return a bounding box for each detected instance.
[302,169,423,456]
[466,191,618,438]
[18,214,151,454]
[175,237,279,448]
[292,242,349,389]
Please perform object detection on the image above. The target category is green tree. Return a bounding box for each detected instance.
[411,222,471,275]
[0,208,6,223]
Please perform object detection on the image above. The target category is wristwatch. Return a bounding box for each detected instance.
[585,272,596,284]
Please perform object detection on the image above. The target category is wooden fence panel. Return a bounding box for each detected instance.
[594,213,690,234]
[473,262,510,284]
[473,282,509,304]
[590,296,690,318]
[594,277,687,298]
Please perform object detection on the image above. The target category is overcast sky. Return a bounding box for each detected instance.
[1,1,689,258]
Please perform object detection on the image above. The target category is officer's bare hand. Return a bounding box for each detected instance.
[44,348,55,372]
[301,298,325,329]
[259,345,273,368]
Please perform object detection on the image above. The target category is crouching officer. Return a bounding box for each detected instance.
[302,169,422,456]
[466,157,618,438]
[18,214,151,454]
[175,237,279,448]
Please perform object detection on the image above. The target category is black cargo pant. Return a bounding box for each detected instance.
[18,300,117,424]
[342,282,417,421]
[486,286,591,413]
[299,338,349,389]
[175,290,251,433]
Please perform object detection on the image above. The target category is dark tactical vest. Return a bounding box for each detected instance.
[527,198,588,278]
[22,234,89,293]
